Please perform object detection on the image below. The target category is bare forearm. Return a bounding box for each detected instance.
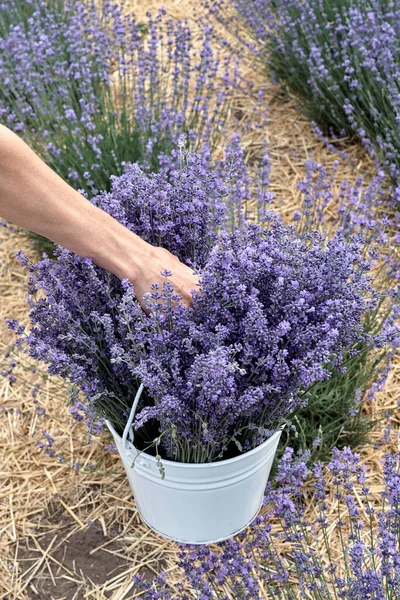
[0,124,151,279]
[0,125,198,306]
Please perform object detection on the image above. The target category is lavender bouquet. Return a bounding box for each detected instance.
[10,145,378,464]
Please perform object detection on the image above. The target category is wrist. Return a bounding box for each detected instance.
[89,209,155,283]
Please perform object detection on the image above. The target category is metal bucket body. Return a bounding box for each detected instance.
[106,421,282,544]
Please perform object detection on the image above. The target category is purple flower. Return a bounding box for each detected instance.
[0,0,239,193]
[12,145,376,463]
[173,447,400,598]
[219,0,400,181]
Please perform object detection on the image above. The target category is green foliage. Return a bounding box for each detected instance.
[0,0,65,36]
[278,347,383,465]
[275,283,396,466]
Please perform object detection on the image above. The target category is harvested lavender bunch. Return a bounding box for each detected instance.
[10,148,378,463]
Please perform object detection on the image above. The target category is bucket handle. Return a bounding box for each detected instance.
[122,383,144,450]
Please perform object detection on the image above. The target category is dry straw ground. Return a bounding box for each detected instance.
[1,1,399,599]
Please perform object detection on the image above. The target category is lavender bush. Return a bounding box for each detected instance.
[276,160,400,461]
[133,446,400,599]
[9,141,391,464]
[0,0,237,197]
[0,0,65,36]
[218,0,400,181]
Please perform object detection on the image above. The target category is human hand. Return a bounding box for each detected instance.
[128,245,200,310]
[0,125,199,310]
[93,224,199,311]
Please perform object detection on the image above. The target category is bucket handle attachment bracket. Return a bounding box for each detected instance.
[122,383,144,450]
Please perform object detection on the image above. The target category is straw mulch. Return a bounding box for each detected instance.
[1,1,399,599]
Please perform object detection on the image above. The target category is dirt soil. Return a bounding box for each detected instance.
[17,525,130,600]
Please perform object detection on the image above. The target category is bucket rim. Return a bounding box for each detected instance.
[106,419,284,469]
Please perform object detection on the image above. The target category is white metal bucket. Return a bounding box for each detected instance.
[106,385,282,544]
